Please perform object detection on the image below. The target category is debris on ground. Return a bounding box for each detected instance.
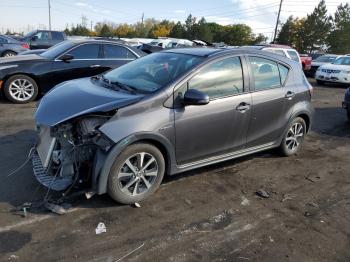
[241,196,250,206]
[281,194,293,202]
[115,243,144,262]
[95,222,107,235]
[305,176,321,183]
[184,199,192,206]
[306,202,319,208]
[44,202,68,215]
[8,254,19,261]
[256,189,270,198]
[134,202,141,208]
[269,236,274,242]
[304,211,313,217]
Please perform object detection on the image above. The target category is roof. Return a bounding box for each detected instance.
[163,47,224,57]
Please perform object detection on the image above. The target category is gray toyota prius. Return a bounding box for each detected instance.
[33,47,314,204]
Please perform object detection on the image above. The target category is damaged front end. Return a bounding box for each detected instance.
[33,115,114,193]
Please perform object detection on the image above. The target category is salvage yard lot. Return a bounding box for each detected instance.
[0,79,349,262]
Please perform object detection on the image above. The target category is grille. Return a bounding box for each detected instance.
[36,126,56,168]
[321,69,341,74]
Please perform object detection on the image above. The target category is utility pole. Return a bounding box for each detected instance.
[273,0,283,43]
[141,12,144,25]
[91,21,93,31]
[48,0,52,30]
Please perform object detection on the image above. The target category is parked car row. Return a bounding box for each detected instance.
[0,39,145,103]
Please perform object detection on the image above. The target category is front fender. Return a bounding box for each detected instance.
[95,132,176,195]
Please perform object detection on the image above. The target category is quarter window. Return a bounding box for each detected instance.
[69,44,100,59]
[103,44,136,59]
[248,57,281,90]
[287,50,300,62]
[278,64,289,85]
[188,57,244,99]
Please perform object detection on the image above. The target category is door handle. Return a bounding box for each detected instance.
[236,102,250,112]
[285,91,295,100]
[90,64,101,68]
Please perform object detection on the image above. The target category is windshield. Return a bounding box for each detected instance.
[40,41,74,59]
[332,57,350,65]
[24,30,36,38]
[103,52,204,93]
[315,55,337,63]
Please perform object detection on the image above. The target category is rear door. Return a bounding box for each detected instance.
[99,44,138,72]
[50,43,103,87]
[246,56,292,147]
[174,56,252,164]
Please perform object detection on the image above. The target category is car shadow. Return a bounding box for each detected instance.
[312,107,350,138]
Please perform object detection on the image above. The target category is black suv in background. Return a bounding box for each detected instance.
[14,30,67,49]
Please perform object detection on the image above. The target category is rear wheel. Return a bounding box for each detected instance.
[107,143,165,204]
[279,117,306,156]
[4,75,38,103]
[2,50,17,57]
[316,80,325,86]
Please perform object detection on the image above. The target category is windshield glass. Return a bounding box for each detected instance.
[332,57,350,65]
[40,41,74,59]
[315,55,337,63]
[24,30,36,38]
[103,52,204,93]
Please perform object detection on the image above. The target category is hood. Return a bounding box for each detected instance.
[319,64,350,71]
[35,78,144,126]
[0,54,47,64]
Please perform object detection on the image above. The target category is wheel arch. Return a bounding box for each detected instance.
[1,50,17,57]
[3,73,41,94]
[95,132,176,195]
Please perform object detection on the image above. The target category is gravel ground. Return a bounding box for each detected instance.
[0,79,349,262]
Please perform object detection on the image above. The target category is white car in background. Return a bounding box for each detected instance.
[260,44,302,64]
[315,56,350,85]
[309,54,340,76]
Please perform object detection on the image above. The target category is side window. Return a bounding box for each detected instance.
[287,50,300,62]
[69,44,100,59]
[248,56,281,91]
[103,44,136,59]
[35,31,49,41]
[52,32,64,41]
[278,64,289,85]
[188,57,244,99]
[0,36,7,43]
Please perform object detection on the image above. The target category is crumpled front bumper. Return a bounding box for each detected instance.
[32,150,72,191]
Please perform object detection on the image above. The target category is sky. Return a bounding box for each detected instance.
[0,0,349,41]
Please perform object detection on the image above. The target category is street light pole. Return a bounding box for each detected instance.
[48,0,52,30]
[273,0,283,43]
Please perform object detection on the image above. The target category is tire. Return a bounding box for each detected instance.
[2,50,17,57]
[316,80,325,86]
[4,75,38,103]
[279,117,307,157]
[107,143,165,204]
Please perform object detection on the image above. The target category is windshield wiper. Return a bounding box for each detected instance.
[109,81,139,94]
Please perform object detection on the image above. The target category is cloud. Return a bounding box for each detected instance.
[75,2,88,7]
[174,10,186,14]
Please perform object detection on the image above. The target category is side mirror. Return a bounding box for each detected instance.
[59,54,74,62]
[183,89,209,106]
[31,35,38,41]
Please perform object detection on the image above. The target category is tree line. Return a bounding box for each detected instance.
[64,15,267,46]
[276,0,350,54]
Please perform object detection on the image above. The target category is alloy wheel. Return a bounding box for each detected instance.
[4,52,15,57]
[285,122,304,151]
[8,79,35,102]
[117,152,158,196]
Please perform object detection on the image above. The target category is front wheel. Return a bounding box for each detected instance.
[107,143,165,204]
[3,75,38,103]
[2,51,17,57]
[279,117,306,156]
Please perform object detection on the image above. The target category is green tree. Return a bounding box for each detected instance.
[169,22,186,38]
[327,3,350,53]
[99,24,114,37]
[276,16,295,45]
[303,0,332,53]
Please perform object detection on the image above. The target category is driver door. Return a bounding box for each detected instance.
[174,56,252,165]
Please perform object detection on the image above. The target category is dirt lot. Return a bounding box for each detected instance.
[0,79,349,262]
